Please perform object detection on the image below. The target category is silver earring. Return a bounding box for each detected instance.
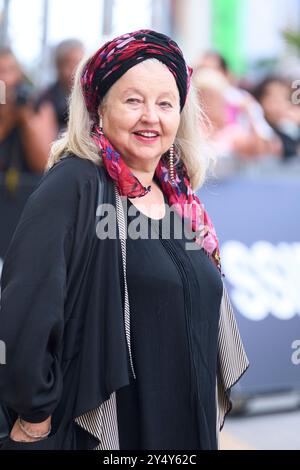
[99,116,103,132]
[169,144,175,184]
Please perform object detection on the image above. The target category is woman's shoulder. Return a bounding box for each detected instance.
[38,154,101,194]
[29,154,103,212]
[48,153,100,182]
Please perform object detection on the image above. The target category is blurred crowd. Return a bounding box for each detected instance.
[1,39,300,177]
[0,39,84,175]
[193,51,300,176]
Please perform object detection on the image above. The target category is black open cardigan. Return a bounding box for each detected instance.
[0,155,248,450]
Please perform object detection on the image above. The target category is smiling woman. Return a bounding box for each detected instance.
[0,29,248,450]
[100,60,180,184]
[98,59,182,219]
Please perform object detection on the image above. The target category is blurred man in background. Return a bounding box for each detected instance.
[0,47,57,174]
[36,39,85,134]
[253,77,300,159]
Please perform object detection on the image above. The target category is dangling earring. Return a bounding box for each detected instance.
[169,144,175,184]
[99,115,103,132]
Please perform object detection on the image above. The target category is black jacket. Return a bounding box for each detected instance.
[0,155,249,450]
[0,155,133,449]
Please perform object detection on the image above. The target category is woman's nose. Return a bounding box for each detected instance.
[141,104,159,123]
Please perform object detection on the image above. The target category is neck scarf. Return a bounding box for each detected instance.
[81,30,222,273]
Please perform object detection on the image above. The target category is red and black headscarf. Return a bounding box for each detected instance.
[80,29,222,273]
[81,29,192,121]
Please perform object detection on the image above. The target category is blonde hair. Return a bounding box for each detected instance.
[47,57,213,190]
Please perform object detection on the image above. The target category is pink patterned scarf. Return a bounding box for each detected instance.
[92,126,221,273]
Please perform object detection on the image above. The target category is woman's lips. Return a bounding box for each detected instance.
[132,133,160,144]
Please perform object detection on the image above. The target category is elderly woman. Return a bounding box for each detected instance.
[0,30,248,450]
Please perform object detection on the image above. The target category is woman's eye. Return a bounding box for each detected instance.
[126,98,141,104]
[160,101,172,108]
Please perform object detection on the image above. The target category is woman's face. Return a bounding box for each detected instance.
[100,60,181,170]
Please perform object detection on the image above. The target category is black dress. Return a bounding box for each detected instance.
[116,196,223,450]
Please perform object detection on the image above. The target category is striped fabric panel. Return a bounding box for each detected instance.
[75,392,120,450]
[74,187,136,450]
[115,187,136,380]
[217,282,249,431]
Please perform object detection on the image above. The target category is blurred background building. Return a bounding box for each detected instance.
[1,0,300,82]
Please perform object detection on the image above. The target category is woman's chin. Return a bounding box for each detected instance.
[125,150,162,164]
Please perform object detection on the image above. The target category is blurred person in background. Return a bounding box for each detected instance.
[0,48,57,174]
[253,76,300,159]
[196,50,231,80]
[193,68,281,160]
[36,39,85,134]
[195,51,281,160]
[0,30,248,450]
